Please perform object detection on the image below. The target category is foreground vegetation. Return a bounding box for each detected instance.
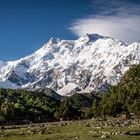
[0,118,140,140]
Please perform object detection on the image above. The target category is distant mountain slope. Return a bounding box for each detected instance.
[27,87,62,100]
[0,34,140,96]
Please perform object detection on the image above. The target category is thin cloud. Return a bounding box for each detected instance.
[69,0,140,43]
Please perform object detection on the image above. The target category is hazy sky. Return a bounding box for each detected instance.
[0,0,140,61]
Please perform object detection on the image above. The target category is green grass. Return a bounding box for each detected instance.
[0,119,140,140]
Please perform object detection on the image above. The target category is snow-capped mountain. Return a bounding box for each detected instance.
[0,34,140,96]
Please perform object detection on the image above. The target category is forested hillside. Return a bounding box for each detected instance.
[93,64,140,117]
[0,65,140,124]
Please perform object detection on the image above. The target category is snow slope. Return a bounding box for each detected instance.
[0,34,139,96]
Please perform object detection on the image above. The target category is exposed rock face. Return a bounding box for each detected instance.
[0,34,140,96]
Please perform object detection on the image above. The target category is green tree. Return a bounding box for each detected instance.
[0,99,15,120]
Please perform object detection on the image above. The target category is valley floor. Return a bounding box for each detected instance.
[0,118,140,140]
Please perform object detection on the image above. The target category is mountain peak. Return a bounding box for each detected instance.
[0,34,139,96]
[48,37,61,45]
[77,33,107,43]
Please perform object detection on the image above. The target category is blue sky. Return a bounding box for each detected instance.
[0,0,140,61]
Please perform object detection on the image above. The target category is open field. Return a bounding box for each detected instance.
[0,118,140,140]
